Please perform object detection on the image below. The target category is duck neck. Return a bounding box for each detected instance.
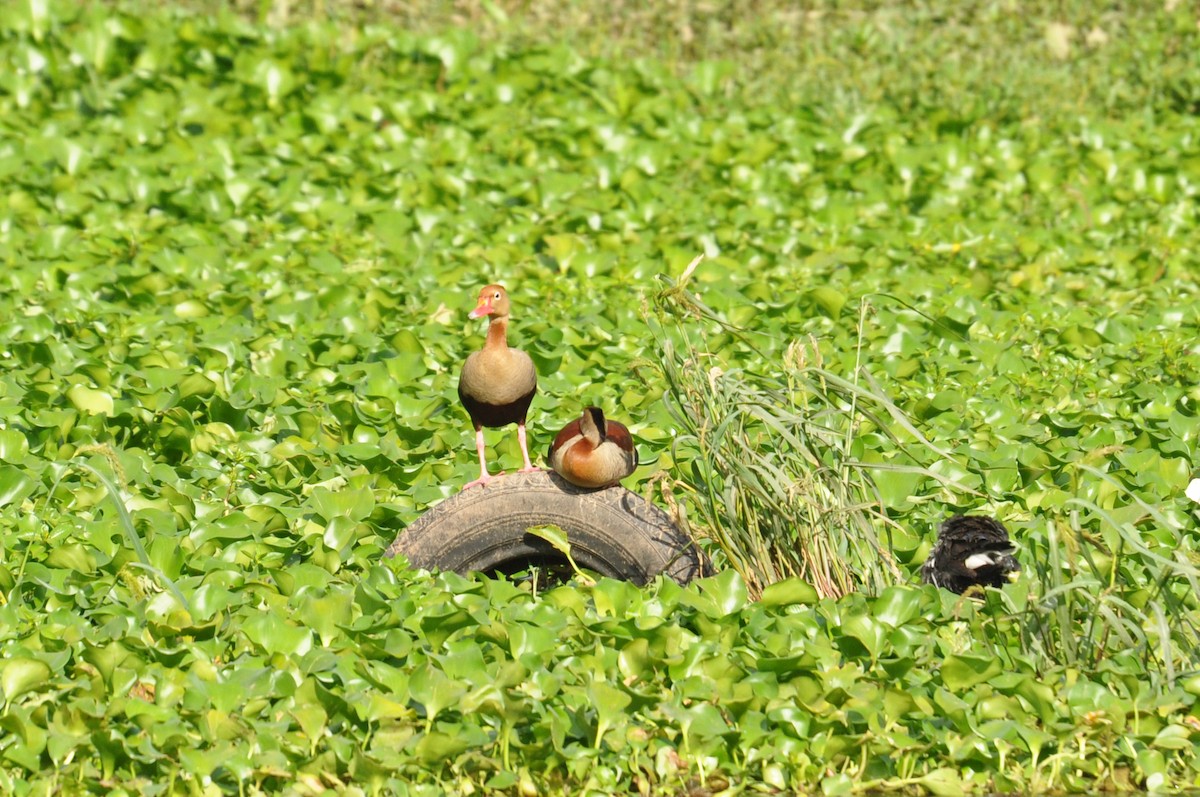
[580,409,605,445]
[485,316,510,351]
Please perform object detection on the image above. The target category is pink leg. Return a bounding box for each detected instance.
[462,426,504,490]
[517,421,539,473]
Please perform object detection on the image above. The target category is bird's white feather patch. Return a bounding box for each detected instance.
[963,553,995,571]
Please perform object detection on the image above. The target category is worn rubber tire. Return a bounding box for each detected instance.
[384,470,707,585]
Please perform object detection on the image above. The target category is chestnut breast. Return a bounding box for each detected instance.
[549,414,637,489]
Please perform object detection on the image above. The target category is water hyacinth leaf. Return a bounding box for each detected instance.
[310,486,375,522]
[0,430,30,463]
[508,622,559,663]
[1013,678,1059,725]
[178,747,222,780]
[940,653,1003,691]
[759,577,819,608]
[694,569,748,617]
[241,614,313,658]
[297,589,355,647]
[45,543,97,574]
[616,639,650,683]
[591,577,642,617]
[0,737,42,773]
[437,645,488,682]
[323,516,359,552]
[917,767,966,797]
[768,705,812,738]
[1150,724,1194,750]
[0,467,36,509]
[821,772,854,796]
[292,704,328,745]
[808,286,847,318]
[409,664,468,728]
[1136,749,1168,792]
[486,771,519,790]
[190,583,238,621]
[66,385,113,416]
[1,658,51,703]
[872,586,922,628]
[588,681,632,748]
[365,693,412,722]
[525,523,571,557]
[249,59,295,104]
[840,614,886,658]
[526,523,592,582]
[671,702,732,743]
[413,730,471,764]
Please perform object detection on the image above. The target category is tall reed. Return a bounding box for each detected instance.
[648,262,959,599]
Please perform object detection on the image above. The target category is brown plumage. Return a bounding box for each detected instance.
[458,284,538,489]
[548,407,638,489]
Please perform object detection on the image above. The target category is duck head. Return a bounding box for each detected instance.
[470,284,510,319]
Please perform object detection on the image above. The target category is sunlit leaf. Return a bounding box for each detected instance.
[0,467,36,509]
[1,658,51,703]
[759,577,819,608]
[940,653,1003,691]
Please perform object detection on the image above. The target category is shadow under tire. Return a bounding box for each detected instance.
[384,470,706,585]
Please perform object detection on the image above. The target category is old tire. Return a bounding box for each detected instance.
[384,470,707,585]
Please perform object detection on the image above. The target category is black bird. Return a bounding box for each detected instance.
[921,515,1020,594]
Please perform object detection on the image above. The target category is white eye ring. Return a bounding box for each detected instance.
[493,292,501,299]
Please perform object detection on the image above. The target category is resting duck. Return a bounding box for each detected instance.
[548,407,638,489]
[921,515,1020,594]
[458,284,538,489]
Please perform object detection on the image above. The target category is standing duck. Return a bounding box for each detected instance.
[458,284,538,489]
[921,515,1020,594]
[548,407,638,489]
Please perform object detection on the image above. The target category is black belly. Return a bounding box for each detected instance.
[458,383,536,428]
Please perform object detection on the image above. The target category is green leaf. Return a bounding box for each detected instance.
[1,658,51,703]
[840,614,886,658]
[808,286,847,318]
[940,653,1003,691]
[872,586,922,628]
[310,486,375,522]
[759,577,819,607]
[292,704,328,744]
[66,385,114,416]
[0,466,36,509]
[525,523,571,557]
[413,730,471,764]
[0,430,30,463]
[693,569,748,617]
[588,681,631,749]
[916,767,965,797]
[241,614,313,658]
[409,664,467,728]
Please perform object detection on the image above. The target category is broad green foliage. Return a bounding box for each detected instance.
[2,0,1200,793]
